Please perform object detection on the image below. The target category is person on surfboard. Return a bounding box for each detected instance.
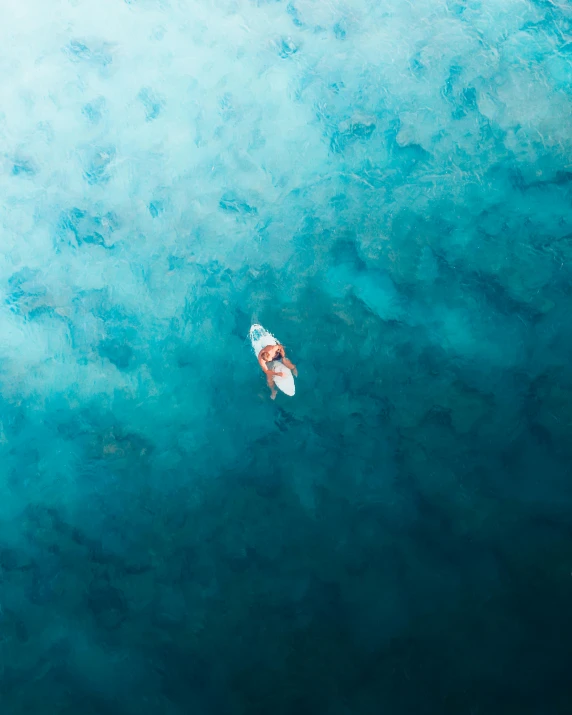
[258,343,298,400]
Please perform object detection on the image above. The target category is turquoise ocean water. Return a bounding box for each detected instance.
[1,1,572,712]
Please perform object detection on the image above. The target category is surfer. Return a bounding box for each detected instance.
[258,343,298,400]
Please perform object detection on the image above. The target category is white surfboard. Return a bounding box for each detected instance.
[249,324,296,397]
[267,360,295,397]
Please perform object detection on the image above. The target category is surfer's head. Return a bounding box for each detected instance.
[262,345,281,361]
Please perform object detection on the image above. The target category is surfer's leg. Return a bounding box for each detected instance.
[266,372,277,400]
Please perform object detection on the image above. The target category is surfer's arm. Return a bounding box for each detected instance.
[280,354,298,376]
[276,345,293,368]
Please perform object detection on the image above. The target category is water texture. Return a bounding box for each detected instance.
[1,0,572,713]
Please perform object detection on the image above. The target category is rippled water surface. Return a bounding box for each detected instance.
[1,1,572,713]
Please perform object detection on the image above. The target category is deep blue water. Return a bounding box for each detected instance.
[1,1,572,713]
